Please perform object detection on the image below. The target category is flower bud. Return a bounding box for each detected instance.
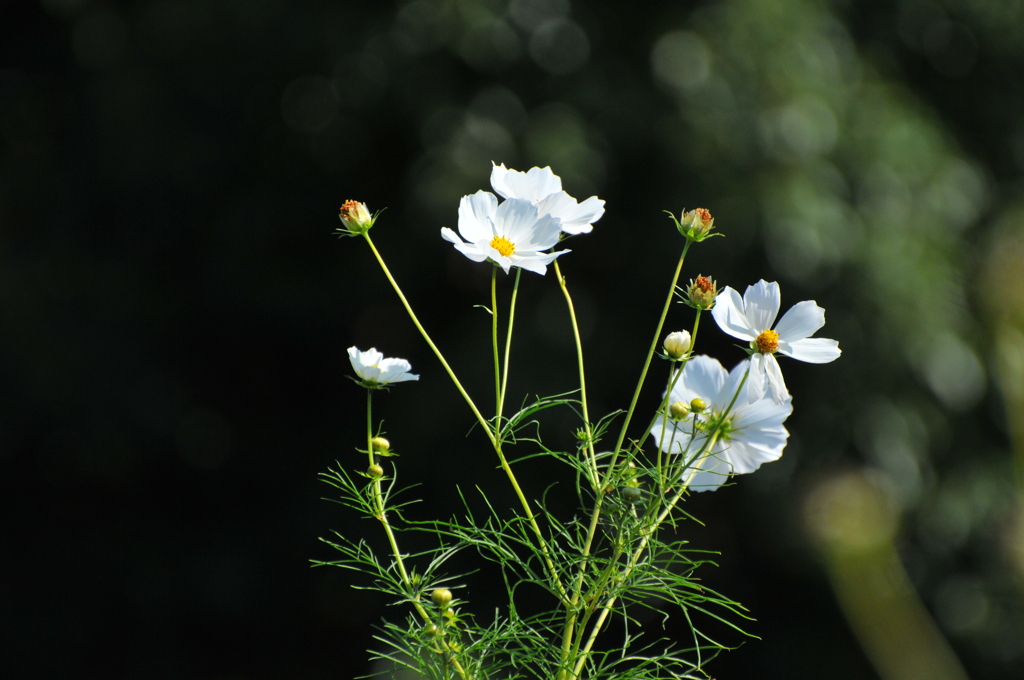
[424,623,439,637]
[620,486,643,503]
[681,208,715,239]
[338,200,374,235]
[371,436,390,453]
[669,401,690,420]
[431,588,453,608]
[663,331,692,360]
[690,398,707,413]
[368,463,384,478]
[686,275,718,310]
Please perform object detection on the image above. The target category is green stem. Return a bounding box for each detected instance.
[558,243,691,680]
[553,259,601,680]
[362,233,490,442]
[498,269,521,420]
[604,240,691,483]
[365,390,471,680]
[553,260,598,482]
[655,309,701,495]
[361,233,566,601]
[571,430,721,679]
[491,266,502,433]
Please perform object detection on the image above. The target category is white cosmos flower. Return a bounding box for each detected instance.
[441,191,567,275]
[711,280,841,404]
[348,347,419,387]
[490,162,605,235]
[650,356,792,492]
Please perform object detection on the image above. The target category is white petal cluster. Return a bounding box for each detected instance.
[711,280,840,403]
[440,164,605,274]
[490,163,605,235]
[348,347,419,386]
[650,356,792,492]
[441,191,566,275]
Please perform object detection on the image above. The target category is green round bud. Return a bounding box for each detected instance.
[620,486,643,503]
[424,623,439,637]
[368,464,384,478]
[669,401,690,420]
[431,588,453,608]
[371,436,390,452]
[690,398,707,413]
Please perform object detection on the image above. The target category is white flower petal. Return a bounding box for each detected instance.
[774,300,826,343]
[453,241,490,262]
[686,451,732,492]
[378,358,419,383]
[721,437,783,474]
[763,353,789,403]
[516,214,563,252]
[671,355,727,404]
[494,198,561,250]
[490,163,563,201]
[457,191,498,242]
[535,192,605,234]
[747,353,768,402]
[508,249,567,275]
[711,287,757,341]
[652,416,693,455]
[441,227,462,244]
[715,358,751,406]
[733,393,793,429]
[739,426,790,461]
[781,337,842,363]
[489,162,512,199]
[650,353,792,493]
[348,347,418,386]
[742,280,781,332]
[348,346,385,381]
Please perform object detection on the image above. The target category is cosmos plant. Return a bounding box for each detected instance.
[322,164,839,680]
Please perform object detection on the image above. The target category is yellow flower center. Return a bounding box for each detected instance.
[490,235,516,257]
[755,329,779,354]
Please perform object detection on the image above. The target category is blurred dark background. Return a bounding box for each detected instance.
[4,0,1024,678]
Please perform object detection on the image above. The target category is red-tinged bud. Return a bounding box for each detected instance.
[338,200,375,235]
[686,275,718,310]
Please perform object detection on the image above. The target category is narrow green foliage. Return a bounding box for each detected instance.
[319,196,803,680]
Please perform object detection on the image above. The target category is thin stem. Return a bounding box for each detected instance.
[366,390,470,680]
[558,243,691,680]
[571,430,721,679]
[655,309,702,495]
[491,266,502,432]
[604,240,691,484]
[552,258,604,680]
[362,233,491,441]
[361,233,566,600]
[553,260,598,481]
[498,268,521,419]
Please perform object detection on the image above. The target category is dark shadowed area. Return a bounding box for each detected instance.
[3,1,1024,679]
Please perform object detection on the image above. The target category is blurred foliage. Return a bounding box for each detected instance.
[2,0,1024,678]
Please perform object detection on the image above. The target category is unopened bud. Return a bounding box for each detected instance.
[686,275,718,310]
[371,436,390,452]
[431,588,453,608]
[620,486,643,503]
[663,331,692,360]
[424,623,439,637]
[669,401,690,420]
[690,398,707,413]
[678,208,715,240]
[368,463,384,478]
[338,200,374,235]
